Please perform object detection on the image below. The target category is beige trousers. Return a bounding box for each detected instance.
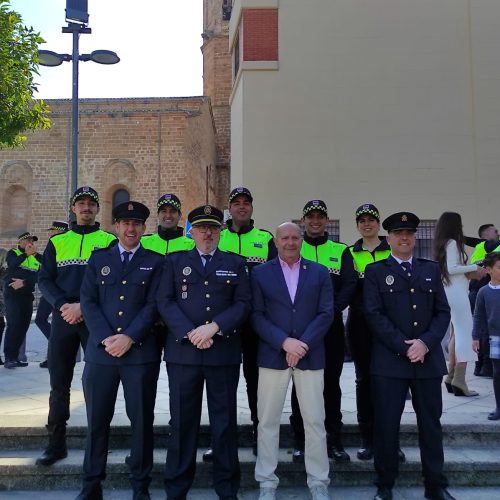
[255,367,330,489]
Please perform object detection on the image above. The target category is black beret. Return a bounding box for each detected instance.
[47,221,69,232]
[303,199,328,217]
[18,231,38,242]
[112,201,150,223]
[157,193,182,212]
[382,212,420,232]
[229,187,253,204]
[355,203,380,222]
[71,186,99,206]
[188,205,223,227]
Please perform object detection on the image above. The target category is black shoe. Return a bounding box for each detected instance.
[132,490,151,500]
[16,360,28,367]
[374,487,392,500]
[292,447,304,463]
[478,367,493,378]
[74,484,103,500]
[252,441,257,456]
[4,360,17,369]
[125,454,131,465]
[328,445,350,463]
[488,409,500,420]
[473,362,482,376]
[357,446,373,460]
[398,448,406,463]
[0,357,3,366]
[39,360,48,368]
[202,448,214,462]
[424,486,456,500]
[36,448,68,466]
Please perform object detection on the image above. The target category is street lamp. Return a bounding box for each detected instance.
[38,25,119,209]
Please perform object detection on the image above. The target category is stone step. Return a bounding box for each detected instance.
[1,423,500,450]
[0,447,499,491]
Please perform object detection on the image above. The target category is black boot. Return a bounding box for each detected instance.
[75,483,103,500]
[328,433,350,463]
[252,424,258,456]
[357,427,373,460]
[36,424,68,466]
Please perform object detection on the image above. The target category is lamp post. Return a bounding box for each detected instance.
[38,24,119,202]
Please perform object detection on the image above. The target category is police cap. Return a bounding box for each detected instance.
[382,212,420,233]
[18,231,38,242]
[113,201,150,223]
[71,186,99,206]
[157,193,181,213]
[229,187,253,204]
[47,221,69,232]
[188,205,223,227]
[355,203,380,222]
[303,199,328,217]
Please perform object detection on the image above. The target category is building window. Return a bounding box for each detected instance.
[111,188,130,223]
[2,186,29,236]
[222,0,232,21]
[293,220,340,242]
[415,219,436,260]
[233,33,240,80]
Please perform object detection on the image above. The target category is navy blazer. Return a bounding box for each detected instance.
[156,248,251,366]
[363,256,450,379]
[251,257,334,370]
[80,245,164,365]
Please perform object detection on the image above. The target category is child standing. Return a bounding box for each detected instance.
[472,251,500,420]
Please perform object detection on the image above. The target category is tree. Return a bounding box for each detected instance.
[0,0,50,149]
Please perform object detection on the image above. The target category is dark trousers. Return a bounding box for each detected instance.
[82,362,160,490]
[492,358,500,409]
[372,375,448,490]
[241,321,259,428]
[47,312,89,426]
[35,296,52,339]
[165,363,240,500]
[346,308,373,443]
[3,292,33,362]
[290,313,345,444]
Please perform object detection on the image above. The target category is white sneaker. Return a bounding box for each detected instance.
[258,487,276,500]
[310,485,330,500]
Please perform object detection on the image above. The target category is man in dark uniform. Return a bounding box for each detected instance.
[3,232,42,369]
[36,221,69,369]
[202,187,276,460]
[141,193,195,255]
[364,212,454,500]
[37,187,116,466]
[290,200,357,463]
[157,205,251,500]
[76,201,163,500]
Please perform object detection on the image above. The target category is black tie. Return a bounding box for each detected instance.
[122,251,132,269]
[202,254,212,267]
[401,261,412,275]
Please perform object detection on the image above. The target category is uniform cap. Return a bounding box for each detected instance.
[112,201,150,223]
[303,199,328,217]
[157,193,181,212]
[71,186,99,206]
[229,187,253,204]
[188,205,223,227]
[18,231,38,242]
[355,203,380,222]
[382,212,420,232]
[47,221,69,232]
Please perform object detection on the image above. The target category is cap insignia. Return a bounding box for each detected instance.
[402,214,408,221]
[204,206,212,215]
[128,203,134,211]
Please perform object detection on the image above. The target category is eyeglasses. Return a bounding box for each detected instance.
[193,225,221,234]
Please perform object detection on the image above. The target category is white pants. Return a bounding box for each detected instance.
[255,367,330,489]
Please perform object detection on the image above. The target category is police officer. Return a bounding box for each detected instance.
[37,187,116,466]
[36,221,69,369]
[157,205,251,500]
[202,187,276,460]
[364,212,454,500]
[76,201,163,500]
[290,200,357,463]
[141,193,194,255]
[3,232,42,369]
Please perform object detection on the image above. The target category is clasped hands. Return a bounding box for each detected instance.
[187,322,219,350]
[60,303,83,325]
[102,334,133,357]
[282,338,309,368]
[405,339,428,363]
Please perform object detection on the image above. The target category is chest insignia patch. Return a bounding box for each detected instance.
[329,257,338,262]
[181,292,188,299]
[101,266,111,276]
[216,270,238,277]
[182,266,192,276]
[386,275,394,285]
[253,243,263,248]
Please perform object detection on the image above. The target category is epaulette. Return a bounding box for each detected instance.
[415,257,436,263]
[92,246,108,254]
[259,228,274,237]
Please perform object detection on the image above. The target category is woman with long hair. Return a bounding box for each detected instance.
[433,212,484,396]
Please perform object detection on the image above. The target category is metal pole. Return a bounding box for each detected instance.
[71,25,79,196]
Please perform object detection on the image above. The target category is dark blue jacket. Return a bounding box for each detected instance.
[364,256,450,378]
[251,257,334,370]
[157,248,251,366]
[80,244,163,365]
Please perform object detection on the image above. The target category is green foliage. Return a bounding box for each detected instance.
[0,0,50,149]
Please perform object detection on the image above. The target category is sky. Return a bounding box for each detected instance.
[10,0,204,99]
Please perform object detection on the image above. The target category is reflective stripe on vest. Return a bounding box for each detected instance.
[12,248,41,272]
[350,247,391,278]
[300,240,347,274]
[141,233,195,255]
[52,230,116,267]
[218,227,272,262]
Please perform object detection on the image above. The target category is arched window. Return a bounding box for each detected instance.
[2,186,29,235]
[111,189,130,222]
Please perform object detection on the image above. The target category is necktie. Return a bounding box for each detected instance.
[122,251,132,269]
[202,254,212,267]
[401,261,412,276]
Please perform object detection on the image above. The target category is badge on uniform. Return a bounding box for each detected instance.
[386,275,394,285]
[182,267,192,276]
[181,292,188,299]
[253,243,263,248]
[101,266,111,276]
